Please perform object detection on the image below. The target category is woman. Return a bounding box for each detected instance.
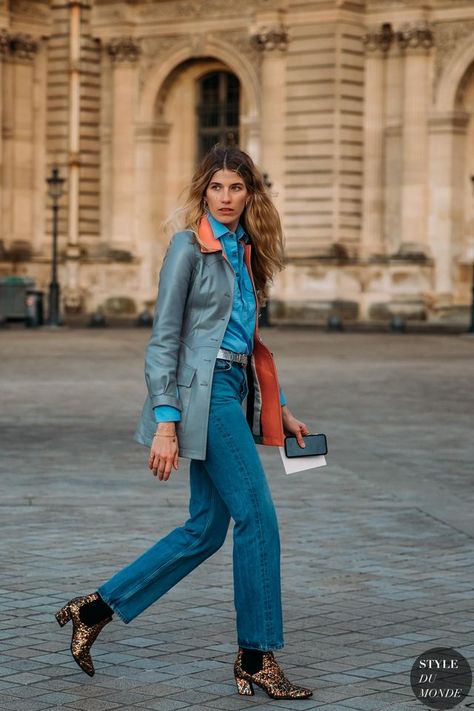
[56,146,313,700]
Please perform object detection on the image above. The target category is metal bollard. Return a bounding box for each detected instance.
[136,310,153,327]
[327,315,343,331]
[390,315,406,333]
[89,311,107,328]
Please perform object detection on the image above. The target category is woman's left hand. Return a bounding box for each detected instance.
[281,405,310,448]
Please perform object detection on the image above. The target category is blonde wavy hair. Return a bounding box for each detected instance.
[164,145,285,305]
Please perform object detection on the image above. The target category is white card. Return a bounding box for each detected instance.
[278,447,327,475]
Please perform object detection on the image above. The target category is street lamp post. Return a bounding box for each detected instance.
[46,166,65,327]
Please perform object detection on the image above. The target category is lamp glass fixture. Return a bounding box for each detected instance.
[47,167,65,200]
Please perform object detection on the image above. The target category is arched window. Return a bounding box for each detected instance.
[197,71,240,161]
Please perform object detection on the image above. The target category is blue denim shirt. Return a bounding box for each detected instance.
[207,212,256,355]
[154,215,286,423]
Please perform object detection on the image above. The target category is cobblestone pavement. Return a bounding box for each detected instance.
[1,327,474,711]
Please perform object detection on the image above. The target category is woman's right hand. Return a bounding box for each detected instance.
[148,423,179,481]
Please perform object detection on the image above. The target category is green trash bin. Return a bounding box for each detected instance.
[0,276,35,320]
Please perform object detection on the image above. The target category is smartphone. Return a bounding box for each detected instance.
[284,433,328,458]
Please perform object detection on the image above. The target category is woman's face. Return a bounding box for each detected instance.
[204,169,249,233]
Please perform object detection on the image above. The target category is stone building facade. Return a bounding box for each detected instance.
[1,0,474,323]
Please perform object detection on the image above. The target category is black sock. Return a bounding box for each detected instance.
[79,593,114,626]
[241,647,264,674]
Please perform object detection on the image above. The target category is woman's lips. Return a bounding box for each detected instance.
[219,208,234,213]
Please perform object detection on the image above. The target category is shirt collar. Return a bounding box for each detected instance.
[207,212,249,243]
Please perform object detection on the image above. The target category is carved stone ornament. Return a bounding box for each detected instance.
[362,22,395,52]
[8,33,38,60]
[137,0,273,20]
[250,25,289,53]
[138,35,186,91]
[209,29,262,67]
[433,20,474,86]
[107,37,141,63]
[396,21,434,50]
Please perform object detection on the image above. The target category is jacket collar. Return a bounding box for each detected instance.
[197,214,220,253]
[197,214,249,253]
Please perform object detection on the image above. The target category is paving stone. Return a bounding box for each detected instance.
[1,329,474,710]
[0,699,52,711]
[134,699,190,710]
[33,690,83,705]
[1,672,52,686]
[63,698,122,710]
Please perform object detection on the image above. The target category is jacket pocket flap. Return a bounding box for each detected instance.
[177,362,196,387]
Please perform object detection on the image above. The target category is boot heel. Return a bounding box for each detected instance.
[55,605,71,627]
[235,675,254,695]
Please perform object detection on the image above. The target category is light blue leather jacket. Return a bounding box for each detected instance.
[133,227,285,460]
[134,230,243,459]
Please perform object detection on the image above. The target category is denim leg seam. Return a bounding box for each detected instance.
[214,414,276,644]
[106,485,217,611]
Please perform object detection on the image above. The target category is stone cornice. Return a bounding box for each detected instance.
[396,20,434,50]
[428,110,470,134]
[250,25,289,53]
[362,22,395,52]
[107,36,140,62]
[362,20,434,52]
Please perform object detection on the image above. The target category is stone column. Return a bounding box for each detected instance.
[428,111,469,304]
[3,34,38,253]
[397,21,434,254]
[250,16,288,214]
[135,120,171,306]
[0,30,9,246]
[360,23,394,259]
[63,0,82,312]
[32,39,47,255]
[240,116,260,164]
[107,37,140,254]
[383,40,403,255]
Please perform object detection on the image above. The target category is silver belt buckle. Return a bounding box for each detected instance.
[216,348,248,367]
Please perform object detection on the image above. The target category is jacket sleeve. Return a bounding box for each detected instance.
[145,232,196,410]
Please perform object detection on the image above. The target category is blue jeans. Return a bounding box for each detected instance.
[97,359,284,651]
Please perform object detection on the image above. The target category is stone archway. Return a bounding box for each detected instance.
[137,37,261,141]
[134,39,261,303]
[427,32,474,309]
[434,33,474,113]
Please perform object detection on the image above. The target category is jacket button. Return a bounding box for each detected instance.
[200,381,208,386]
